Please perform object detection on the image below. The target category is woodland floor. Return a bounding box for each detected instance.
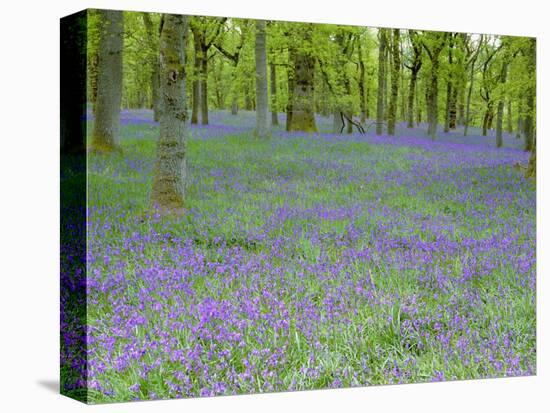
[63,109,535,402]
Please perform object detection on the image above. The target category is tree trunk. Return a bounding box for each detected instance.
[200,47,209,125]
[358,42,367,123]
[254,20,269,138]
[516,96,523,139]
[463,63,475,136]
[142,12,161,121]
[270,62,279,125]
[376,29,387,135]
[444,82,452,133]
[288,37,317,133]
[91,10,123,153]
[387,29,400,136]
[151,14,189,214]
[191,53,200,124]
[523,38,536,152]
[507,100,513,134]
[332,111,344,133]
[424,34,446,139]
[495,58,509,147]
[427,59,440,139]
[286,50,294,132]
[524,94,535,151]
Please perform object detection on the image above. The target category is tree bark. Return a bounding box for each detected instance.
[288,50,317,132]
[523,38,536,152]
[151,14,189,214]
[91,10,123,153]
[358,41,367,123]
[507,100,513,134]
[200,48,209,125]
[270,62,279,125]
[254,20,269,138]
[463,39,482,136]
[387,29,400,135]
[142,12,161,122]
[495,57,509,147]
[191,50,200,124]
[376,29,387,135]
[423,33,447,139]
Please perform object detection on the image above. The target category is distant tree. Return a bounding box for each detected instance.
[254,20,269,138]
[190,17,227,125]
[151,14,189,214]
[404,31,422,128]
[141,12,161,122]
[463,34,483,136]
[91,10,123,153]
[270,62,279,125]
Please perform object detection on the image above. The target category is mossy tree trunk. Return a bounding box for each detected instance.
[254,20,269,138]
[91,10,123,153]
[387,29,400,135]
[376,29,387,135]
[151,14,189,214]
[423,33,447,140]
[288,26,317,133]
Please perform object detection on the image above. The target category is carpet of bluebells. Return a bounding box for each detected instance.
[61,109,536,403]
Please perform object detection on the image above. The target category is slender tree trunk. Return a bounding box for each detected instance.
[457,83,465,126]
[524,95,535,151]
[507,100,513,134]
[254,20,269,138]
[427,59,441,139]
[270,62,279,125]
[444,82,452,133]
[495,59,509,147]
[200,48,209,125]
[286,51,294,131]
[191,49,200,124]
[142,12,161,121]
[407,70,418,128]
[376,29,387,135]
[358,42,367,123]
[151,14,188,214]
[416,88,422,125]
[463,64,475,136]
[516,96,523,139]
[387,29,400,135]
[91,10,123,153]
[332,111,344,133]
[523,38,536,152]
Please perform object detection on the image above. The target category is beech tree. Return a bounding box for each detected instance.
[422,31,448,139]
[91,10,123,152]
[254,20,269,138]
[387,29,400,135]
[150,14,189,214]
[375,29,388,135]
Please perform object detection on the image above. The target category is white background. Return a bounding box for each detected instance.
[0,0,547,411]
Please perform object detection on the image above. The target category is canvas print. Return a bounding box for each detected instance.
[60,8,536,404]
